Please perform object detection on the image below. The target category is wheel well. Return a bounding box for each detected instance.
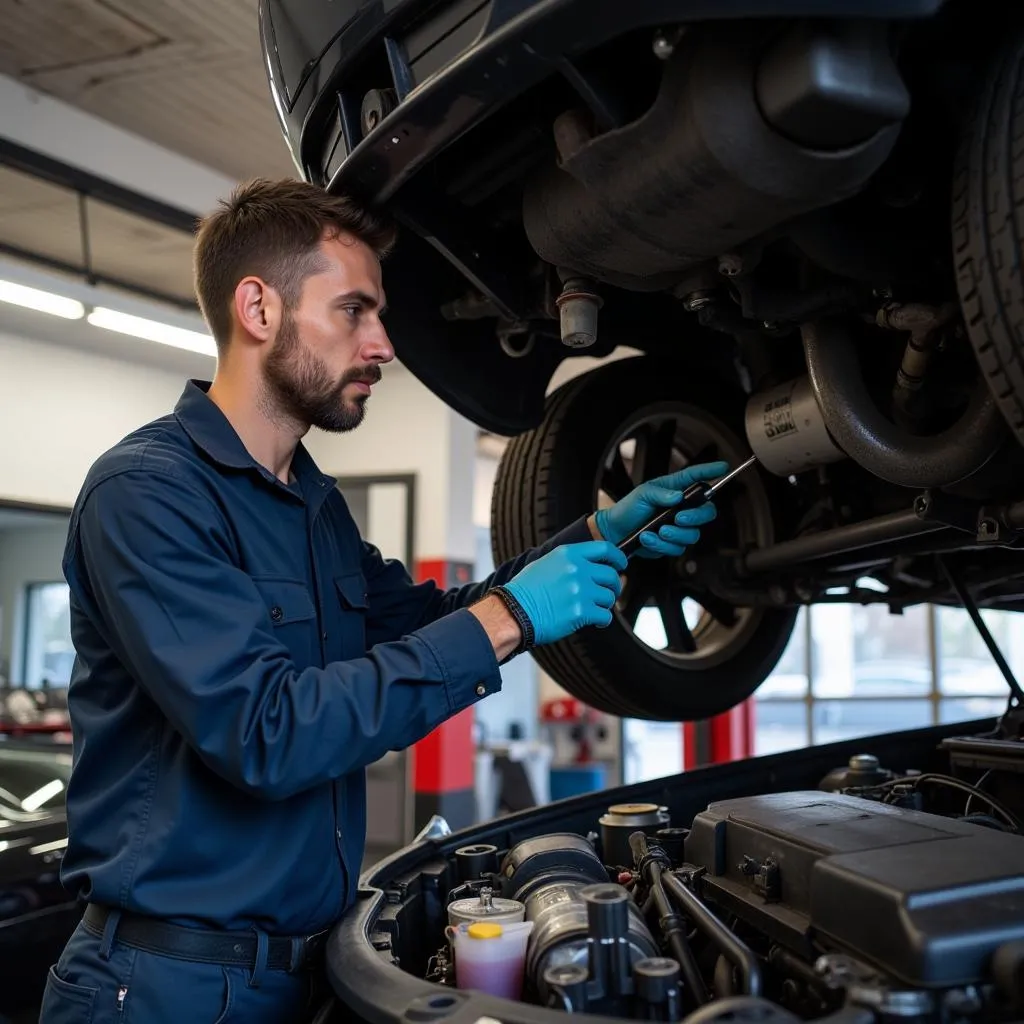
[384,229,748,435]
[381,230,562,435]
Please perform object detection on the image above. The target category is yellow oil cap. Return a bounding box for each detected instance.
[467,922,503,940]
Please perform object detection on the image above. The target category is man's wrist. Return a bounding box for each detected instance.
[468,593,523,662]
[587,513,605,541]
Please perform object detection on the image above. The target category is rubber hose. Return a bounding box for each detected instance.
[801,319,1005,487]
[629,832,708,1006]
[662,872,762,998]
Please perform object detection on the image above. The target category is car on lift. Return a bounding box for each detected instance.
[257,0,1024,725]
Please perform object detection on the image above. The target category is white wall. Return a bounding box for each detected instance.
[0,329,475,561]
[303,370,478,562]
[0,521,68,683]
[473,452,499,529]
[0,332,192,509]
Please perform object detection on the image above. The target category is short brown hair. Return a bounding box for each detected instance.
[193,178,396,348]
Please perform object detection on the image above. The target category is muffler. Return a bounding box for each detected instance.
[522,22,906,290]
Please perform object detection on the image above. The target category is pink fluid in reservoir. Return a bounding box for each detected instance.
[451,920,533,1000]
[456,954,525,999]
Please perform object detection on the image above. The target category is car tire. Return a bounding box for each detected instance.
[954,32,1024,446]
[490,356,798,721]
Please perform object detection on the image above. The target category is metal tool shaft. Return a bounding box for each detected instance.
[617,455,759,557]
[703,455,759,497]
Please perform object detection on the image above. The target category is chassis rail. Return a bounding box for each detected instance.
[740,495,1024,576]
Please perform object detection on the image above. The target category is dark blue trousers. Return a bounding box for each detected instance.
[38,914,323,1023]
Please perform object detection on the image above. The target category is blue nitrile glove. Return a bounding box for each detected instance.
[594,461,729,558]
[503,541,628,646]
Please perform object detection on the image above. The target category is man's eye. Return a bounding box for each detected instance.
[343,305,361,318]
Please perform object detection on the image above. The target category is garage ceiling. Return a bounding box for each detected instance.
[0,0,295,181]
[0,164,198,306]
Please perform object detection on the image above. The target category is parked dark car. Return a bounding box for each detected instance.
[259,0,1024,723]
[0,737,78,1021]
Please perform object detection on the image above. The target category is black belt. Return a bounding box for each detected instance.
[82,903,328,973]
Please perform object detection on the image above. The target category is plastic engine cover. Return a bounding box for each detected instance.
[684,791,1024,987]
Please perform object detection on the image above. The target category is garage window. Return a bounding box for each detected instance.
[21,582,74,689]
[754,603,1019,754]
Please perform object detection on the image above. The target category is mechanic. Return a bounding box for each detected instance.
[39,177,725,1024]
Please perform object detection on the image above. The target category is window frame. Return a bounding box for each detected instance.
[20,579,74,690]
[755,602,1017,751]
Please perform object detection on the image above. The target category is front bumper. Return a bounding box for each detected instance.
[260,0,946,205]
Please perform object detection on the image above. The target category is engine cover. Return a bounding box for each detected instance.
[684,791,1024,988]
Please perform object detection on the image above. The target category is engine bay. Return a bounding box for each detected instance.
[380,731,1024,1024]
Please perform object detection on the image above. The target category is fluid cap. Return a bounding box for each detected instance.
[467,922,503,940]
[608,802,660,818]
[848,754,880,772]
[600,803,670,867]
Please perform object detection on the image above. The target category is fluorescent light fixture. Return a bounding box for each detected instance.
[855,576,890,593]
[88,306,216,357]
[30,837,68,856]
[21,778,64,812]
[0,279,85,320]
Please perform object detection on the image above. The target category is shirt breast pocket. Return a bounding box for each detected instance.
[253,578,318,668]
[332,571,369,661]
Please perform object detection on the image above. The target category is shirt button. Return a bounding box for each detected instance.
[270,606,283,623]
[475,685,486,696]
[322,632,328,641]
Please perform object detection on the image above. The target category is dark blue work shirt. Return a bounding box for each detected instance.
[60,380,589,936]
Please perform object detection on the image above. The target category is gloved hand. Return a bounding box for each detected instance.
[503,541,628,646]
[593,461,728,558]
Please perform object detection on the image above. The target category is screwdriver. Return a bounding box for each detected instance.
[617,455,760,558]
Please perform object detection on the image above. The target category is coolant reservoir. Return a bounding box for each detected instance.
[452,921,534,999]
[447,886,526,928]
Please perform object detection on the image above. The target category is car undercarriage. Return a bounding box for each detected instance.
[261,0,1024,721]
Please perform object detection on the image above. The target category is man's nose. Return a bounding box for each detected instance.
[362,320,395,364]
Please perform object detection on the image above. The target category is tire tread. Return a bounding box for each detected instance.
[955,37,1024,440]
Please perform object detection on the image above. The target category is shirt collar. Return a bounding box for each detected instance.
[174,380,337,500]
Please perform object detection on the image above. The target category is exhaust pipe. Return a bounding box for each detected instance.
[801,319,1005,488]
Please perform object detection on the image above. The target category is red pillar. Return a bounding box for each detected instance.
[410,559,477,831]
[683,700,755,770]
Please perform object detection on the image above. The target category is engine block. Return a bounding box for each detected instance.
[685,791,1024,988]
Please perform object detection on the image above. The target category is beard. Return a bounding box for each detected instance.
[262,312,381,433]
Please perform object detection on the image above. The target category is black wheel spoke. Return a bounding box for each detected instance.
[633,418,677,483]
[692,590,740,628]
[602,449,635,502]
[620,574,649,625]
[657,586,697,653]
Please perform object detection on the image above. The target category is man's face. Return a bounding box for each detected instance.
[262,233,393,433]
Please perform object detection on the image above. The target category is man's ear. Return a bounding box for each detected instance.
[233,277,280,345]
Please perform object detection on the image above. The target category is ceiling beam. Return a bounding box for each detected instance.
[0,74,238,218]
[0,139,199,237]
